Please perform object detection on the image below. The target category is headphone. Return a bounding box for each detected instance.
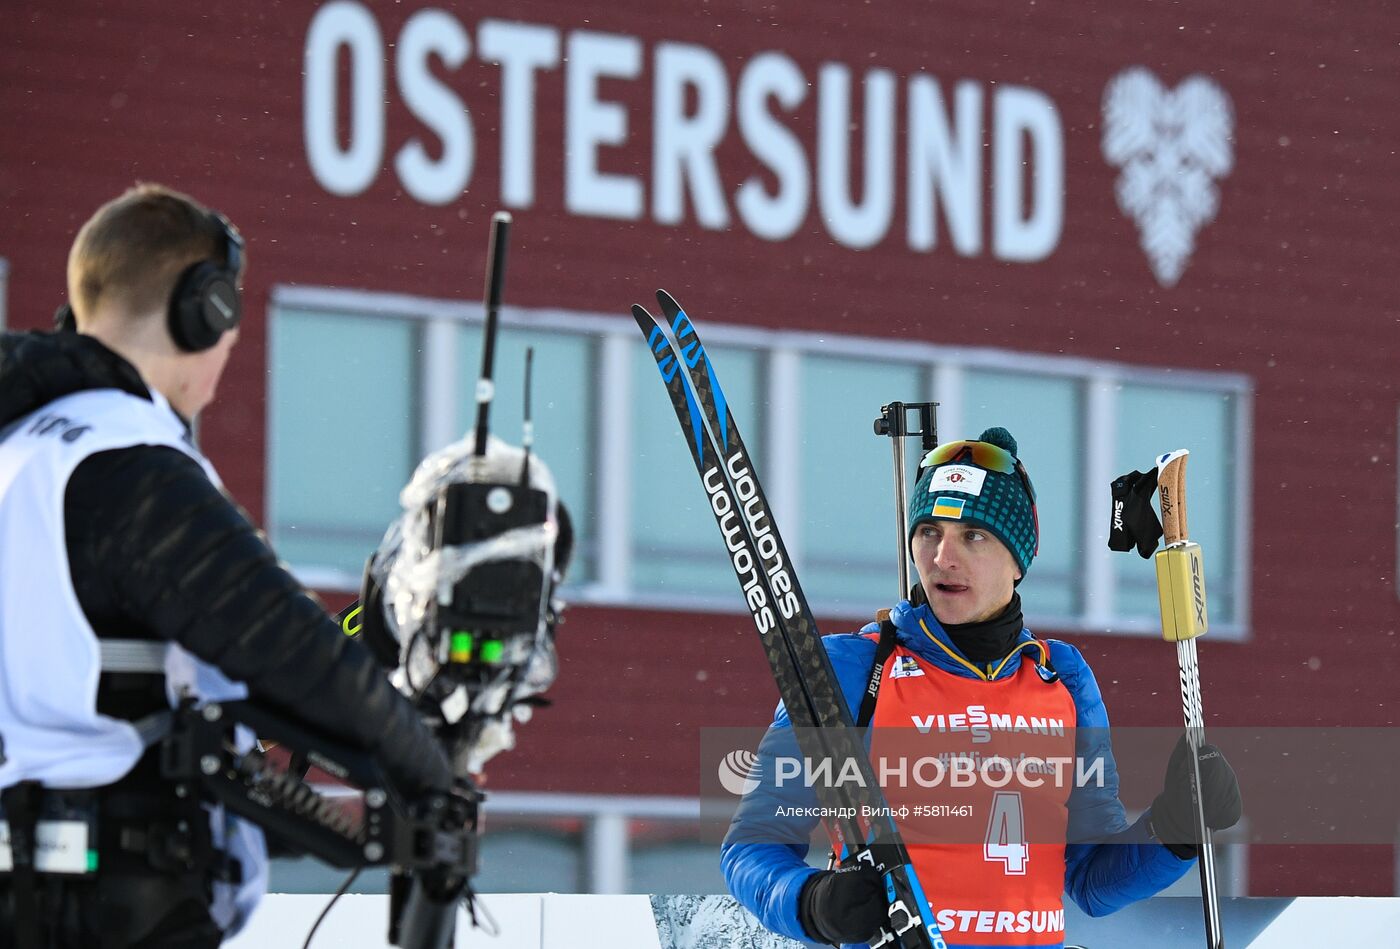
[54,211,244,353]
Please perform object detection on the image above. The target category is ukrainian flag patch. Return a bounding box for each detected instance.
[931,497,966,519]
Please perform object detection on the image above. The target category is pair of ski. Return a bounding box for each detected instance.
[632,290,947,949]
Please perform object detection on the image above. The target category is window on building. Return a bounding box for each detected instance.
[801,355,925,609]
[267,288,1252,638]
[454,327,598,582]
[1113,384,1240,626]
[268,290,599,591]
[964,369,1084,621]
[268,308,418,583]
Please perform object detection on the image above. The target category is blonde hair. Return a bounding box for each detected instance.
[66,183,242,326]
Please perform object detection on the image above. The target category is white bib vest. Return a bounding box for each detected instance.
[0,386,265,930]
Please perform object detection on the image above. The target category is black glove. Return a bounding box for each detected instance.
[1108,468,1162,558]
[1150,734,1242,859]
[798,865,887,946]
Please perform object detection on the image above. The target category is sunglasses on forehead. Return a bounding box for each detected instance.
[919,439,1039,505]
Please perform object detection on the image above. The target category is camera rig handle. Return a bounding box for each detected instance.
[160,698,479,949]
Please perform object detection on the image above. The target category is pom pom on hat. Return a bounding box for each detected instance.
[978,427,1017,456]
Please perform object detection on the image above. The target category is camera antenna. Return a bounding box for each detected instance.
[520,346,535,486]
[473,211,512,457]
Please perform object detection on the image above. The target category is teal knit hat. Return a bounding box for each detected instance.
[907,427,1039,577]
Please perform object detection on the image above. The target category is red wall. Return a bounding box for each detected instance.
[3,0,1397,896]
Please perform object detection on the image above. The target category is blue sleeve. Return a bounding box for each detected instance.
[1063,814,1196,916]
[1051,640,1195,915]
[720,634,877,942]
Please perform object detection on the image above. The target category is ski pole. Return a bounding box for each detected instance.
[873,402,938,599]
[1152,449,1224,949]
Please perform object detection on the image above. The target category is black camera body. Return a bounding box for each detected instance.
[432,480,551,639]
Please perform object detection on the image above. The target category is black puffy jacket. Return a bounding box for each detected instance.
[0,330,452,796]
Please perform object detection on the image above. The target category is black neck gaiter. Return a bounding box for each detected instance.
[937,592,1025,665]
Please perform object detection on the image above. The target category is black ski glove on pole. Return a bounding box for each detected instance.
[798,865,887,946]
[1150,733,1243,859]
[1108,468,1163,558]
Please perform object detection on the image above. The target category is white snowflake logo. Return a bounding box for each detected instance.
[1101,67,1234,287]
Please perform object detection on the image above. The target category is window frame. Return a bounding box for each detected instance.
[268,284,1253,640]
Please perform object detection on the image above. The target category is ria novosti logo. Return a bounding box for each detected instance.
[717,749,762,796]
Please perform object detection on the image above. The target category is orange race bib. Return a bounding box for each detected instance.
[865,646,1078,946]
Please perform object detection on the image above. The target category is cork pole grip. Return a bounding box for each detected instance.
[1156,450,1190,546]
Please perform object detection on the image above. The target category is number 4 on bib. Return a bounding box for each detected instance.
[984,791,1029,875]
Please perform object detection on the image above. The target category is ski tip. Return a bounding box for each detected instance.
[656,289,683,317]
[631,303,656,328]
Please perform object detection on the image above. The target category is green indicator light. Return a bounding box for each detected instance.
[481,640,504,664]
[450,631,473,663]
[87,850,99,872]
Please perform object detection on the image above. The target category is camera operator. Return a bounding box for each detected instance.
[0,183,452,948]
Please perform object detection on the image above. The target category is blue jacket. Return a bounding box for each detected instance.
[720,599,1192,948]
